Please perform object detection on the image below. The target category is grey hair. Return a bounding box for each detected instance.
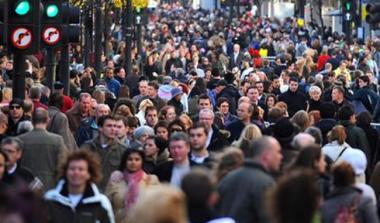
[291,133,315,150]
[199,108,215,119]
[308,85,321,95]
[169,132,190,146]
[17,120,34,135]
[1,137,24,151]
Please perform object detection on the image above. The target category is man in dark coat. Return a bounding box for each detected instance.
[154,132,197,187]
[226,101,254,142]
[353,75,379,113]
[315,102,337,145]
[218,136,282,223]
[7,98,31,136]
[216,80,240,115]
[336,105,371,162]
[278,77,307,117]
[198,109,229,152]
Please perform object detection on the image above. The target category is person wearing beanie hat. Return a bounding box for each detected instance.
[158,79,174,102]
[131,126,155,150]
[168,88,184,116]
[7,98,30,136]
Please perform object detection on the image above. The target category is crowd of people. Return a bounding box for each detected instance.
[2,1,380,223]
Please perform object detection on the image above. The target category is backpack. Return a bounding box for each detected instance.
[334,193,361,223]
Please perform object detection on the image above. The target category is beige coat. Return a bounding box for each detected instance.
[106,170,159,223]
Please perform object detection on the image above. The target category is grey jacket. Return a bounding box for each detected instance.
[218,160,275,223]
[19,128,67,191]
[321,186,379,223]
[47,106,78,150]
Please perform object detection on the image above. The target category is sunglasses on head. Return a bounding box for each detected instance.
[10,105,21,110]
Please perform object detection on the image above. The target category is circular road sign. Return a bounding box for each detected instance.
[11,27,33,49]
[42,27,61,46]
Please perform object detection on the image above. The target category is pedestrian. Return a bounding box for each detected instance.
[19,108,67,191]
[45,150,115,223]
[218,136,283,223]
[106,149,159,223]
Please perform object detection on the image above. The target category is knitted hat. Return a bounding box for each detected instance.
[134,126,154,140]
[158,85,173,101]
[9,98,24,108]
[171,88,183,99]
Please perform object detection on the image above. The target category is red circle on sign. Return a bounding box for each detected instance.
[10,27,33,50]
[42,26,61,46]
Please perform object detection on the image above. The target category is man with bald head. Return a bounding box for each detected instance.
[226,101,254,142]
[218,136,282,223]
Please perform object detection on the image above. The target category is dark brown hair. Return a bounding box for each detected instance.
[59,150,102,184]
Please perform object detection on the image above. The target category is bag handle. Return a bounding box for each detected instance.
[334,147,348,162]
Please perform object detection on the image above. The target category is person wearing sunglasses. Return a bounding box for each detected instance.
[7,98,30,136]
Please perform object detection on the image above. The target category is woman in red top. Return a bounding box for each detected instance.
[317,46,331,72]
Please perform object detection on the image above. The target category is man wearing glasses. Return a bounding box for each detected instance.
[7,98,30,136]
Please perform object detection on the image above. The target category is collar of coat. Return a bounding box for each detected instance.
[45,179,108,209]
[243,160,270,174]
[326,186,362,199]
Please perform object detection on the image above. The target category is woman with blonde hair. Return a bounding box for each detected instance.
[232,124,262,152]
[135,99,154,126]
[127,185,187,223]
[322,125,354,162]
[290,110,311,132]
[0,87,12,108]
[179,113,193,131]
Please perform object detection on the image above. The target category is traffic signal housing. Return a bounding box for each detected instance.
[7,0,40,54]
[61,2,80,44]
[366,3,380,27]
[41,0,63,47]
[342,0,355,22]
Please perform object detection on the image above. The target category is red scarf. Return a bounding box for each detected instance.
[124,169,144,210]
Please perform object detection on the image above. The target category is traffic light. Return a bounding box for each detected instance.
[41,0,62,47]
[342,0,355,22]
[61,2,80,44]
[366,3,380,27]
[7,0,40,54]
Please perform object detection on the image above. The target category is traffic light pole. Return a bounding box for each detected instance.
[60,43,70,95]
[12,54,26,99]
[125,0,133,74]
[45,48,56,90]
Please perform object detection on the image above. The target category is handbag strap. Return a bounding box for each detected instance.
[334,147,348,162]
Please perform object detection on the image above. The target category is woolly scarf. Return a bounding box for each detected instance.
[124,169,144,210]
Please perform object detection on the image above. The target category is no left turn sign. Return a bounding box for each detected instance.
[11,27,33,50]
[42,27,61,46]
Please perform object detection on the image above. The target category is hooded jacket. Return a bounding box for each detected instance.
[45,180,115,223]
